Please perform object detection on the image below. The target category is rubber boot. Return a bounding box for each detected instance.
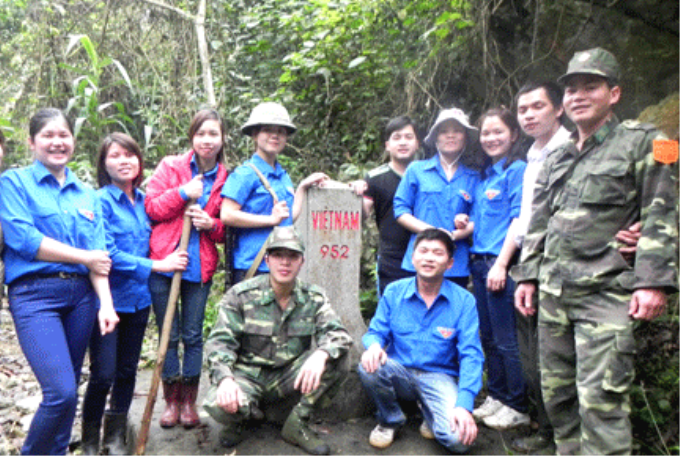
[179,377,201,429]
[81,419,101,455]
[102,412,127,456]
[160,380,181,428]
[281,406,330,455]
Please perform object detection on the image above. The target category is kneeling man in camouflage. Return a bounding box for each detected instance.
[204,226,353,455]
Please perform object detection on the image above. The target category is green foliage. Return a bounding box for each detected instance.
[61,34,135,162]
[630,295,679,454]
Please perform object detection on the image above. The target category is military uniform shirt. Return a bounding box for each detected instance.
[512,116,678,296]
[205,274,353,386]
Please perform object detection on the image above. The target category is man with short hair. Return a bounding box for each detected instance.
[351,116,419,296]
[358,228,484,453]
[203,226,353,455]
[509,80,570,451]
[512,48,678,454]
[221,102,326,283]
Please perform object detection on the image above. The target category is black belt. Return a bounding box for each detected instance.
[15,272,86,283]
[471,253,497,261]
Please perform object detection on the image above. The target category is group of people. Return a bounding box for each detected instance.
[352,47,676,455]
[0,46,675,456]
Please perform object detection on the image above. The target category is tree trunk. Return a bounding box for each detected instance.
[141,0,216,107]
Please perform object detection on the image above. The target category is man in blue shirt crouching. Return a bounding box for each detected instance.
[358,228,484,452]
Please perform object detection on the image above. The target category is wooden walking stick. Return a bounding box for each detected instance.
[135,205,194,455]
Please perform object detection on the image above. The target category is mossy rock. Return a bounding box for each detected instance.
[637,93,679,140]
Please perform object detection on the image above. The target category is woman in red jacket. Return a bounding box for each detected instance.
[145,109,228,429]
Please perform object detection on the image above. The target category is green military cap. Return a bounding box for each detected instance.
[266,226,305,254]
[558,47,620,85]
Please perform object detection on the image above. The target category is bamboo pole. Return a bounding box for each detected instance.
[135,207,193,455]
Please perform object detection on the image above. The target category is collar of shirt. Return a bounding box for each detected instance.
[190,153,218,177]
[106,184,144,205]
[424,154,475,180]
[486,156,508,177]
[253,277,304,306]
[572,115,620,154]
[32,160,78,188]
[527,126,571,163]
[251,153,285,178]
[402,277,451,308]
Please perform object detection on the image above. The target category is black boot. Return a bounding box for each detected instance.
[81,420,101,455]
[102,412,127,455]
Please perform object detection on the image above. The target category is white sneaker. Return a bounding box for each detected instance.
[483,405,530,430]
[369,424,397,448]
[419,420,435,440]
[472,396,503,420]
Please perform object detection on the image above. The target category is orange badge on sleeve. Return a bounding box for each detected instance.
[653,140,679,164]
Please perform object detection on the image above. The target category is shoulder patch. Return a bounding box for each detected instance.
[367,164,391,179]
[653,139,679,165]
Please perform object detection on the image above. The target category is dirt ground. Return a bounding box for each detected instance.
[127,370,552,455]
[1,304,552,455]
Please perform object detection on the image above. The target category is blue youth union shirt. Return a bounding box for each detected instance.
[471,157,526,256]
[394,156,479,277]
[98,185,153,312]
[221,154,295,272]
[0,161,106,283]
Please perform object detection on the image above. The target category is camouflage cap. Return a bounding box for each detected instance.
[266,226,305,254]
[558,47,620,85]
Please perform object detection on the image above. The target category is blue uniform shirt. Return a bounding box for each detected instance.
[98,185,153,313]
[362,277,484,411]
[174,155,218,282]
[394,156,479,277]
[221,154,295,272]
[0,161,106,284]
[471,158,526,256]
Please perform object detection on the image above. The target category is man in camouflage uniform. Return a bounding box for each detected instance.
[512,48,678,454]
[203,226,352,455]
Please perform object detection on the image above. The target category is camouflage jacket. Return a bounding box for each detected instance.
[511,116,678,296]
[205,274,353,386]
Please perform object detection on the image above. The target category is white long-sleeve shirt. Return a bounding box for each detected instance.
[515,126,571,247]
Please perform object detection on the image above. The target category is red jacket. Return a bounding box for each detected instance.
[145,150,228,283]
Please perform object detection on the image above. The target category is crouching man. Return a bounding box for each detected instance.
[358,228,484,452]
[203,226,353,455]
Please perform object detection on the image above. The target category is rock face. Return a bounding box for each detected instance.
[637,93,679,140]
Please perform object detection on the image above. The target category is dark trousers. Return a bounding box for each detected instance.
[471,255,526,412]
[83,306,150,426]
[9,275,97,455]
[516,307,552,435]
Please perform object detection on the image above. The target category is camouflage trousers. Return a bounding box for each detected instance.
[539,286,636,455]
[203,350,349,425]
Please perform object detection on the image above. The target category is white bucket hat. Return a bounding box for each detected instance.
[241,102,297,136]
[423,107,477,147]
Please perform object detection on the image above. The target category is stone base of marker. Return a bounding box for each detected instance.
[297,183,372,419]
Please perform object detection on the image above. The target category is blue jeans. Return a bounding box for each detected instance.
[83,306,150,425]
[357,358,469,453]
[470,255,526,412]
[9,275,97,455]
[149,273,211,380]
